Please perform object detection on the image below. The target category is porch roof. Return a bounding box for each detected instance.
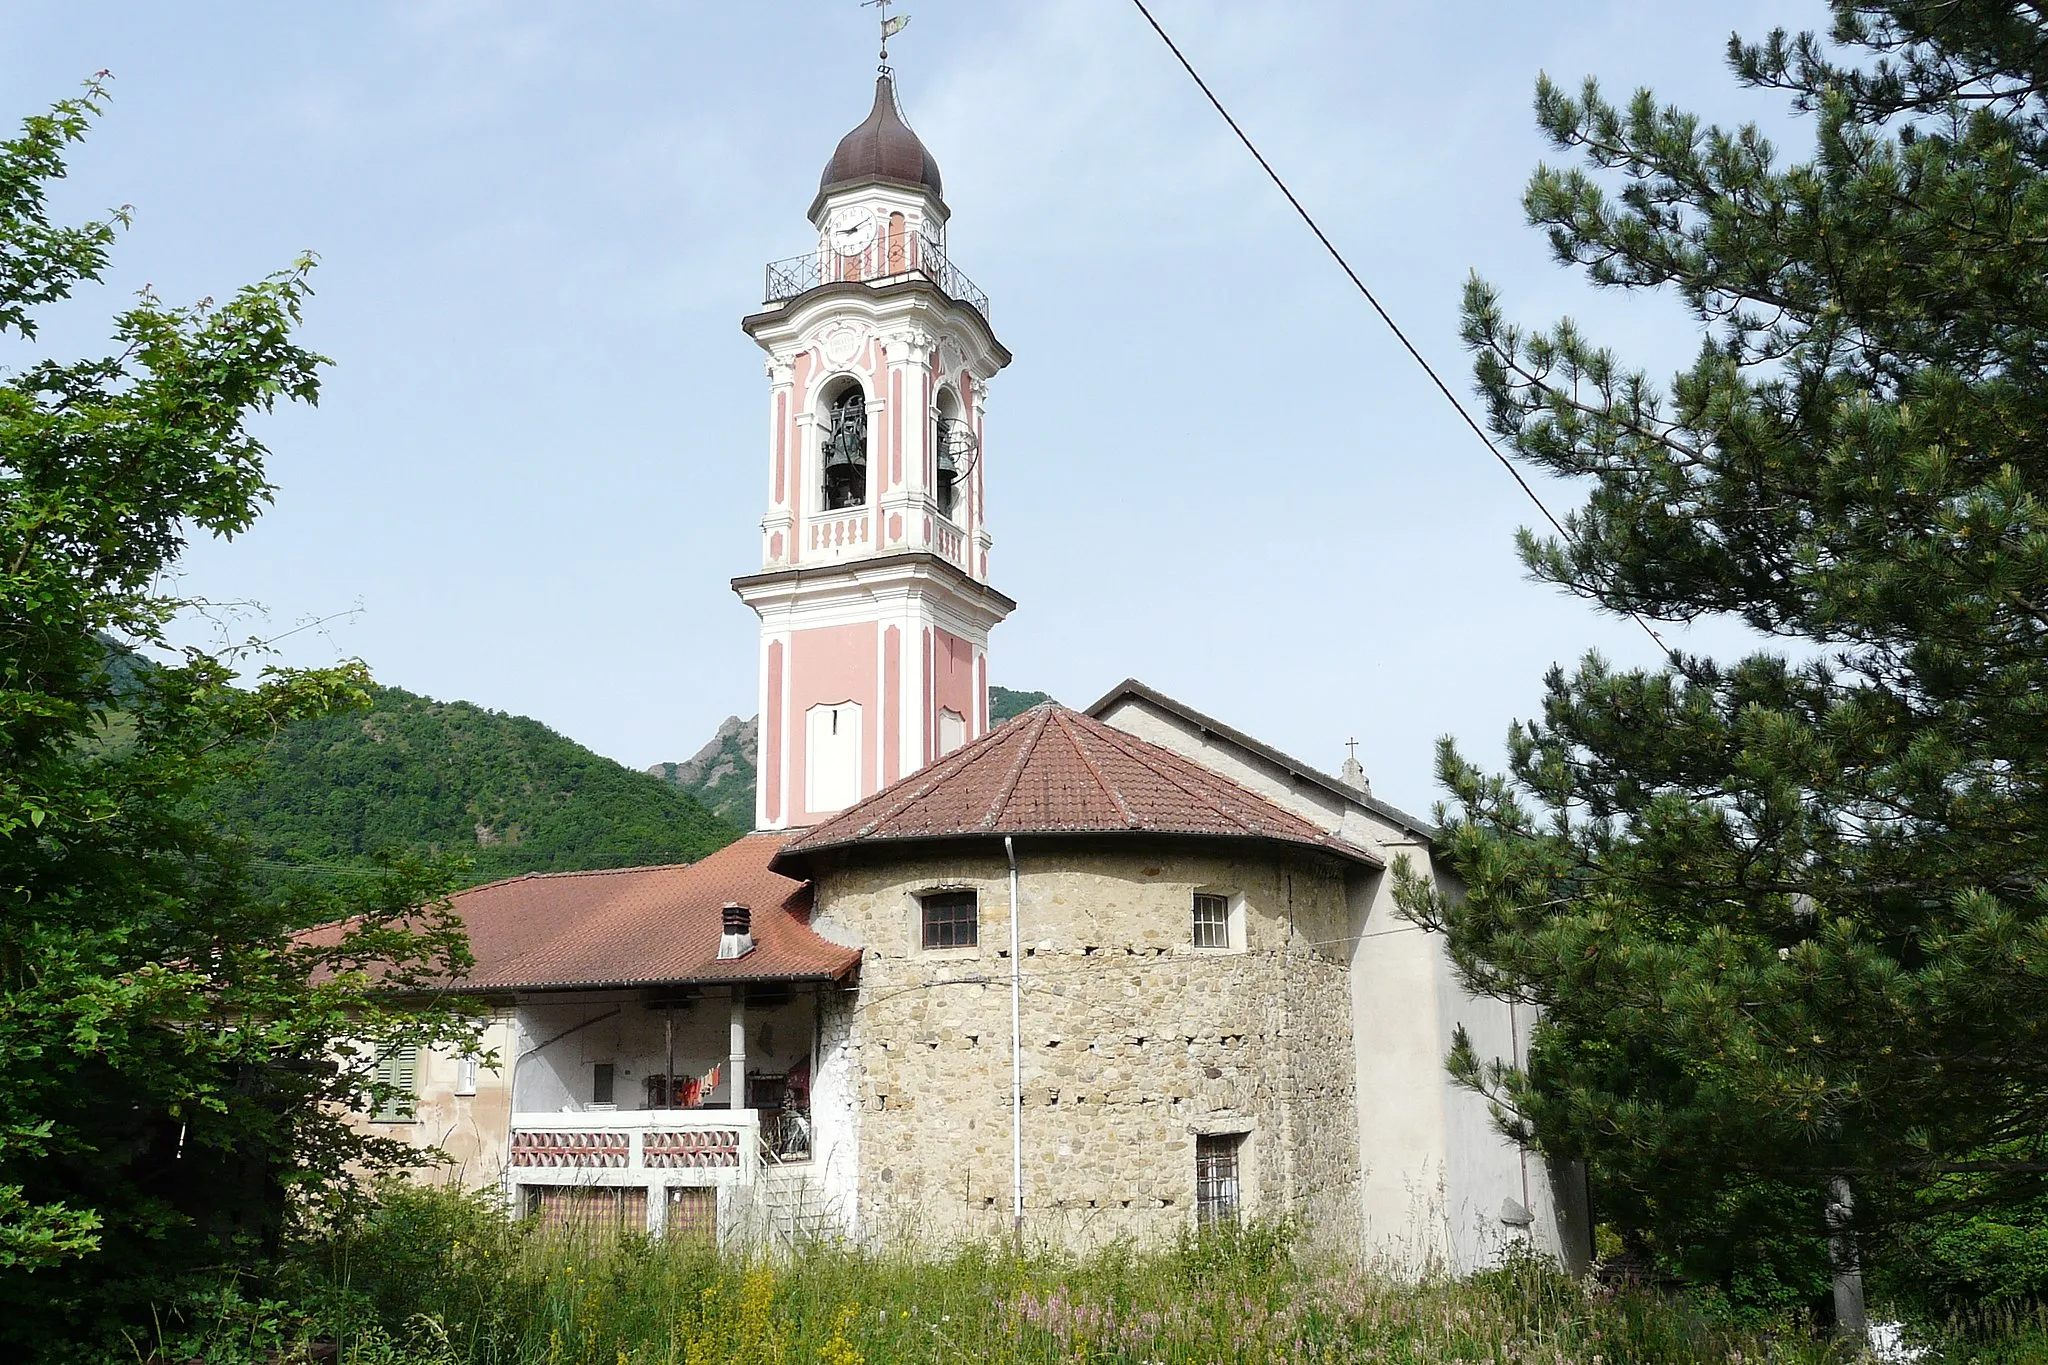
[383,834,859,992]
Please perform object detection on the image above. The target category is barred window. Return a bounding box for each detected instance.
[1195,1132,1244,1225]
[921,890,979,950]
[1192,892,1231,949]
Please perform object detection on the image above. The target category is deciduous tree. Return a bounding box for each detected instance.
[0,80,478,1357]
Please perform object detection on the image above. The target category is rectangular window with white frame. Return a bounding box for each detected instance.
[1192,891,1245,950]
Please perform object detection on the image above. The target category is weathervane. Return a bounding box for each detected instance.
[862,0,911,73]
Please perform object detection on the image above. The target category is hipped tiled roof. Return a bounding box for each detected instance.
[775,705,1381,870]
[304,834,859,993]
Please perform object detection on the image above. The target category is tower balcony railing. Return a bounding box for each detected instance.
[764,234,990,321]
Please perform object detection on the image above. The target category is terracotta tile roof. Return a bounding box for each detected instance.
[775,705,1382,871]
[305,834,860,992]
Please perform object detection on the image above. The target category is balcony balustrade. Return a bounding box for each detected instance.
[508,1106,812,1190]
[764,233,990,320]
[809,509,873,556]
[933,519,965,567]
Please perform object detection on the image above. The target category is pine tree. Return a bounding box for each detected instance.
[1396,1,2048,1299]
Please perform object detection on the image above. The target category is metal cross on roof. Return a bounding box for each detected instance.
[1346,737,1360,761]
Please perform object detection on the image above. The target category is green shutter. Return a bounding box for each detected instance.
[374,1043,420,1121]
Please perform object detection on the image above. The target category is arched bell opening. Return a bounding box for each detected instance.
[819,381,869,512]
[933,386,973,523]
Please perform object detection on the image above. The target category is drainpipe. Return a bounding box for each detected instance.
[1006,835,1023,1254]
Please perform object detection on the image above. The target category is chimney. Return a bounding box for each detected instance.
[717,901,755,960]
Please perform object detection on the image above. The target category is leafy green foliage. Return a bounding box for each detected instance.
[1396,0,2048,1301]
[210,685,743,888]
[990,686,1053,722]
[1884,1191,2048,1311]
[0,80,482,1359]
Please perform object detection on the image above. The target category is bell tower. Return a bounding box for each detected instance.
[734,68,1014,831]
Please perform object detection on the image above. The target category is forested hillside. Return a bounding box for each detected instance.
[208,686,743,886]
[990,686,1053,721]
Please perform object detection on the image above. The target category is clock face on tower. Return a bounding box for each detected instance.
[826,205,877,256]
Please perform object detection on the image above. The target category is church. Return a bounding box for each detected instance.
[359,66,1590,1275]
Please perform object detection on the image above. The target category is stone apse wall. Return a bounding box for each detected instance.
[808,840,1361,1251]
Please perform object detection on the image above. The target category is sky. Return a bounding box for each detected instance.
[5,0,1829,819]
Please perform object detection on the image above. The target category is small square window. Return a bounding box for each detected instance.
[1193,893,1231,949]
[1196,1132,1244,1225]
[921,890,978,950]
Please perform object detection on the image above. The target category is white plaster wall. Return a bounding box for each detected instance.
[1347,865,1458,1271]
[511,992,816,1114]
[810,983,864,1239]
[353,1009,516,1193]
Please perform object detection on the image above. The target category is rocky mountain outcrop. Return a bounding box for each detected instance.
[648,715,758,828]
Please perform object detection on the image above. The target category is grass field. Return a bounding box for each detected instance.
[143,1188,2048,1365]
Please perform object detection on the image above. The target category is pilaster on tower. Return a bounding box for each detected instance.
[734,72,1014,832]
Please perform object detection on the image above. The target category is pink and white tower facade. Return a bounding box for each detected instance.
[734,73,1015,831]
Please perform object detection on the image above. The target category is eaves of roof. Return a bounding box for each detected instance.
[731,550,1018,615]
[741,280,1008,365]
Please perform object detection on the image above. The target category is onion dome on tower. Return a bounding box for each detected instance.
[813,75,944,215]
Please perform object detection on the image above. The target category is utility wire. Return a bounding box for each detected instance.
[1127,0,1672,658]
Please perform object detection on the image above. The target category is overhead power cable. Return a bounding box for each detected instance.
[1126,0,1672,658]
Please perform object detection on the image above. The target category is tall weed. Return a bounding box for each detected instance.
[157,1186,2048,1364]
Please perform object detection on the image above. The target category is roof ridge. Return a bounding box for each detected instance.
[983,705,1056,830]
[1078,713,1269,837]
[846,709,1018,839]
[497,860,698,884]
[1052,709,1142,830]
[449,864,681,900]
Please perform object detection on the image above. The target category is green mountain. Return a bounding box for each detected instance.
[650,686,1057,826]
[208,686,744,887]
[990,686,1054,721]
